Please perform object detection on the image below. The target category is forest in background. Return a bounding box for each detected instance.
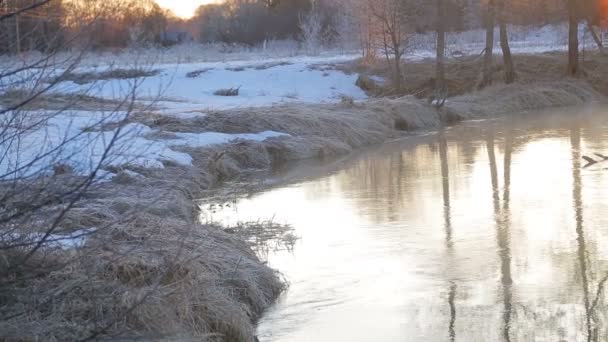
[0,0,606,53]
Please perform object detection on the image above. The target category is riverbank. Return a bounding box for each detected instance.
[2,76,605,341]
[343,52,608,98]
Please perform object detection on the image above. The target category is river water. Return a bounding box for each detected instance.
[207,106,608,341]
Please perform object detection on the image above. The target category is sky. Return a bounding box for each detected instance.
[155,0,215,18]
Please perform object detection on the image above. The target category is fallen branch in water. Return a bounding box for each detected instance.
[582,153,608,168]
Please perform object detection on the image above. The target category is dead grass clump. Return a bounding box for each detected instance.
[0,221,283,341]
[54,68,160,85]
[253,61,292,70]
[339,94,355,106]
[0,89,125,111]
[214,87,240,96]
[282,92,298,99]
[226,66,246,72]
[355,74,381,94]
[345,52,608,99]
[223,220,297,257]
[394,117,410,131]
[186,68,214,78]
[0,162,284,341]
[445,81,604,118]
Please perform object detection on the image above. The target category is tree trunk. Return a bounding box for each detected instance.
[390,26,402,91]
[392,43,402,90]
[497,0,515,83]
[585,18,605,54]
[568,0,579,76]
[436,0,446,96]
[479,0,495,89]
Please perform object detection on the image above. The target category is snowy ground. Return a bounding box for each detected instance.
[53,54,367,113]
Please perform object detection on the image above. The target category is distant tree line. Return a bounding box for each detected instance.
[0,0,177,54]
[0,0,606,54]
[188,0,608,46]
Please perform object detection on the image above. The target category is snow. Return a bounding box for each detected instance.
[172,131,289,148]
[2,229,93,250]
[52,54,366,111]
[0,110,290,178]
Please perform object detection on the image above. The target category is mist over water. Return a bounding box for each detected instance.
[208,106,608,342]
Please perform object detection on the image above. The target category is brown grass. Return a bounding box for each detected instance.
[53,68,160,85]
[214,87,240,96]
[343,52,608,99]
[0,163,285,341]
[186,68,214,78]
[0,89,127,111]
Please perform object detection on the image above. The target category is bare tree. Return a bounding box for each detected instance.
[478,0,515,87]
[479,0,495,88]
[497,0,515,83]
[368,0,412,90]
[299,5,323,55]
[567,0,579,76]
[435,0,447,99]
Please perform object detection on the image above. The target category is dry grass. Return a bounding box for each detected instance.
[0,163,284,341]
[253,61,292,70]
[444,81,602,118]
[214,87,240,97]
[223,220,297,257]
[186,68,214,78]
[343,52,608,99]
[225,61,292,72]
[0,89,126,111]
[52,68,160,85]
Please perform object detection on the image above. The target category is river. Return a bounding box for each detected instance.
[206,106,608,341]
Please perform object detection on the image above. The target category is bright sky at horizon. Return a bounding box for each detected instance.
[155,0,217,18]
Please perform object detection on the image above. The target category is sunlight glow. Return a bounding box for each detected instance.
[155,0,216,18]
[602,0,608,26]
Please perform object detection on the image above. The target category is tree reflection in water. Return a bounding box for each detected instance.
[439,127,456,342]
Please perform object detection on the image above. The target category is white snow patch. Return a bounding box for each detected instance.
[0,111,291,179]
[171,131,289,148]
[3,229,94,250]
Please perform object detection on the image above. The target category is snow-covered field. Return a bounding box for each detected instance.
[54,54,367,112]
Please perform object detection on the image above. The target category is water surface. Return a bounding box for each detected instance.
[207,106,608,342]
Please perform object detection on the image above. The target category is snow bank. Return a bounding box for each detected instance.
[172,131,288,148]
